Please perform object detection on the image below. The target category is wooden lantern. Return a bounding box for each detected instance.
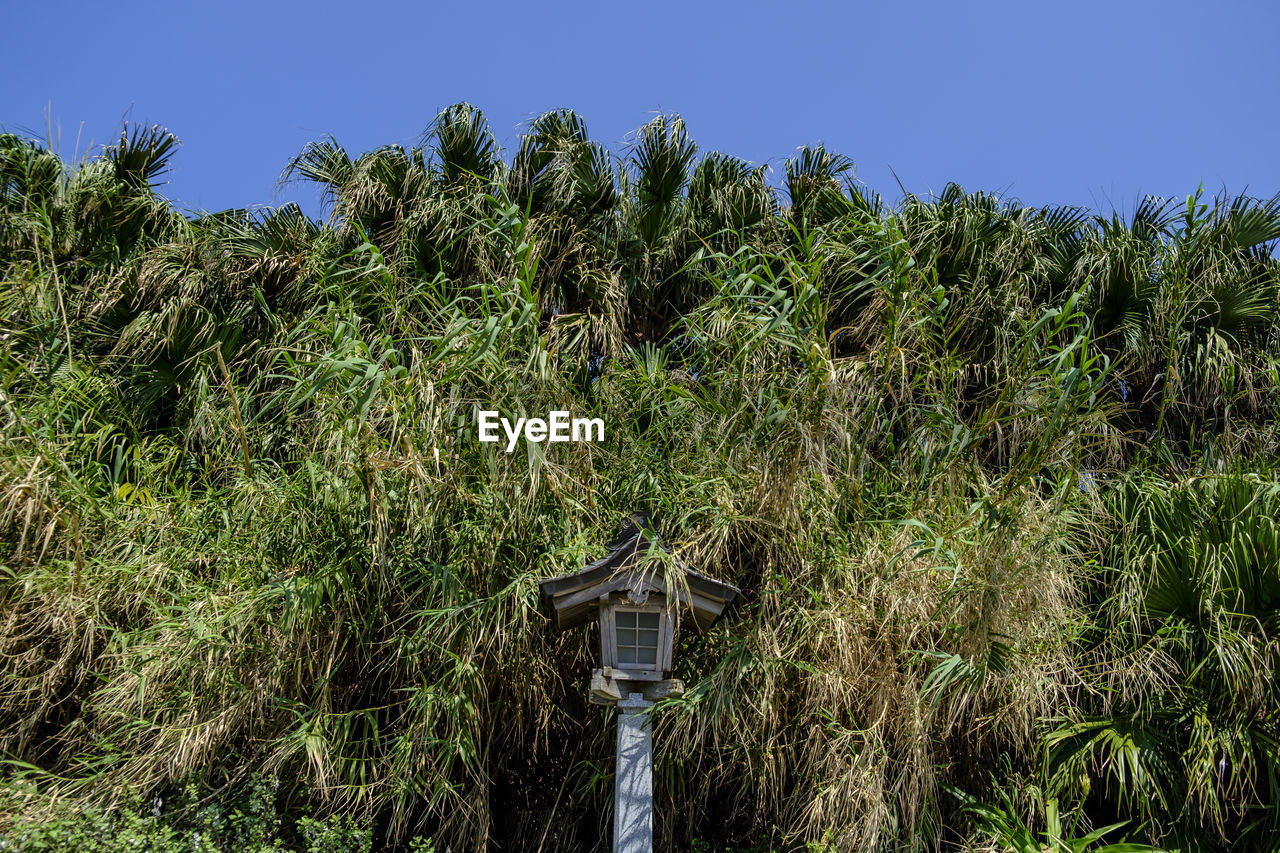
[538,514,740,704]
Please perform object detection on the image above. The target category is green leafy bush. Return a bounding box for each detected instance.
[0,775,376,853]
[2,107,1278,850]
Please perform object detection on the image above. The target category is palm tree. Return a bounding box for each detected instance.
[5,110,1280,853]
[1048,474,1280,849]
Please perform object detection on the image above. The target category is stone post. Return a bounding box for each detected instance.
[612,693,653,853]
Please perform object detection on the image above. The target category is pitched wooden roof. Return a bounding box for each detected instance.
[538,514,740,632]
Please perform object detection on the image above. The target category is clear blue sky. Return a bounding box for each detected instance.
[4,0,1277,218]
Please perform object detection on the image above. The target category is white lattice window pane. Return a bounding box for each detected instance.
[615,608,661,668]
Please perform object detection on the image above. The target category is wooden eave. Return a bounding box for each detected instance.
[538,516,740,632]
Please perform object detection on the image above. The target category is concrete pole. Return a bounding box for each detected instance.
[613,693,653,853]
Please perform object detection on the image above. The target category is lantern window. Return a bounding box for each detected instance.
[615,609,660,666]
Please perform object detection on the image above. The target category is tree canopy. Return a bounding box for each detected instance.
[2,106,1279,851]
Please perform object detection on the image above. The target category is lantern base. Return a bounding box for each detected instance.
[589,668,685,705]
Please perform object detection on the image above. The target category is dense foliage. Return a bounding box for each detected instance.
[1,105,1278,851]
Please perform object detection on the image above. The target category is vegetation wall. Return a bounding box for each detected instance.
[1,106,1278,851]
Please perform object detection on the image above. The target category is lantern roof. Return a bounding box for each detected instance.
[538,514,740,633]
